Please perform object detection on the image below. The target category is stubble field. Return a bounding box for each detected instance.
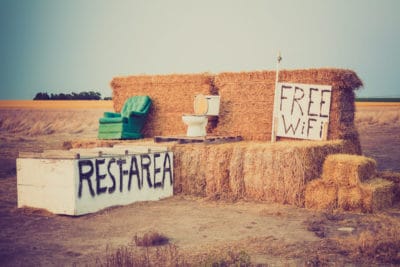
[0,100,399,266]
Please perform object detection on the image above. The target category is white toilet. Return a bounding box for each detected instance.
[182,94,220,137]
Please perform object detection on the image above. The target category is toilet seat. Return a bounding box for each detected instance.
[193,94,208,115]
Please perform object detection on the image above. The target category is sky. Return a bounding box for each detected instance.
[1,0,399,100]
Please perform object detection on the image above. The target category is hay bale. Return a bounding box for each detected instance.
[361,178,394,213]
[172,144,208,197]
[337,186,364,212]
[321,154,376,186]
[305,179,338,210]
[378,171,400,203]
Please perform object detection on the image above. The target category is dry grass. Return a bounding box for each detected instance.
[133,231,170,247]
[0,100,113,109]
[97,236,253,267]
[355,103,400,128]
[336,214,400,264]
[0,109,106,137]
[98,244,185,267]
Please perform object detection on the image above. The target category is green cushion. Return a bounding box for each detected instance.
[98,95,151,140]
[99,117,127,124]
[121,95,151,118]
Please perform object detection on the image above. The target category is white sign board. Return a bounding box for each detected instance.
[17,149,173,215]
[273,82,332,140]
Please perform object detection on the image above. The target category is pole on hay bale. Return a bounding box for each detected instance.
[271,51,282,142]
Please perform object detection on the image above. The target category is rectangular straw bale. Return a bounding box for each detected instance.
[337,186,364,212]
[171,144,208,197]
[213,71,276,140]
[321,154,376,186]
[305,179,338,210]
[360,178,394,212]
[204,144,234,199]
[228,146,246,199]
[377,171,400,203]
[242,145,274,200]
[110,73,214,137]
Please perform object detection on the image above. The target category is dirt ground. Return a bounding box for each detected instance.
[0,102,399,266]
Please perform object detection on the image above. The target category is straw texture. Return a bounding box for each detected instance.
[110,69,363,152]
[305,154,395,212]
[172,140,354,206]
[322,154,376,186]
[111,73,214,137]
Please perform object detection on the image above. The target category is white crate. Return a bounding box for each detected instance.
[17,148,173,215]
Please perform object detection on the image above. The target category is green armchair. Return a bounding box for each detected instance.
[98,95,152,139]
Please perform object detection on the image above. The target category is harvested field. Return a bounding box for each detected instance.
[355,102,400,172]
[0,100,399,265]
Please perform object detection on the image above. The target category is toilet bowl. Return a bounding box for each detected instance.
[182,115,208,137]
[182,94,220,137]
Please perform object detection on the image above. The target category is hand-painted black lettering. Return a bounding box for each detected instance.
[307,88,318,117]
[117,158,127,192]
[307,118,317,137]
[280,85,292,111]
[319,121,324,138]
[153,153,162,188]
[282,114,301,135]
[291,86,304,115]
[107,158,116,194]
[141,154,152,188]
[95,158,107,195]
[319,89,331,118]
[78,159,95,198]
[129,156,141,190]
[162,153,173,186]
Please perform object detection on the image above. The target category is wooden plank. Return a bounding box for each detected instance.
[154,135,243,144]
[19,150,80,159]
[112,144,169,153]
[322,122,329,141]
[271,116,278,142]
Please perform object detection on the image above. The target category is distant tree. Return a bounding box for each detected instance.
[103,96,112,100]
[34,90,103,100]
[33,92,50,100]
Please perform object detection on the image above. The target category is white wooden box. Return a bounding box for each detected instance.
[17,147,173,215]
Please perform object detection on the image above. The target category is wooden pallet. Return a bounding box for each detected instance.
[154,135,243,144]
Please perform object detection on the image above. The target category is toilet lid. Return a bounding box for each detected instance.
[193,94,208,115]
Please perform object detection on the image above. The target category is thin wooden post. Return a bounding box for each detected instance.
[271,51,282,142]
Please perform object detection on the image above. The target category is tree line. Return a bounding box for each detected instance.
[33,91,112,100]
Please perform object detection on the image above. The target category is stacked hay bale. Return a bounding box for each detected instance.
[305,154,394,212]
[173,140,354,206]
[213,69,363,152]
[110,73,213,137]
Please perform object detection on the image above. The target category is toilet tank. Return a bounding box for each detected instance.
[205,95,220,116]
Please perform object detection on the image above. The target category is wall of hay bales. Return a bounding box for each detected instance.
[110,69,362,151]
[213,69,362,151]
[111,73,213,137]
